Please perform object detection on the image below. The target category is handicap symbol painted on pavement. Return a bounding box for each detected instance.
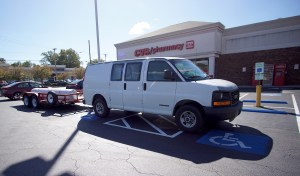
[209,133,251,149]
[197,130,271,156]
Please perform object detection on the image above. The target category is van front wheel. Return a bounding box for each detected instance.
[93,98,110,118]
[175,105,204,132]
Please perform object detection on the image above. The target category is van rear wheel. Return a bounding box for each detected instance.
[93,98,110,118]
[175,105,204,132]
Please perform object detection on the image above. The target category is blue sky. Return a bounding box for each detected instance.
[0,0,300,67]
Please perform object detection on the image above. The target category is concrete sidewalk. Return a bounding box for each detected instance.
[239,85,300,92]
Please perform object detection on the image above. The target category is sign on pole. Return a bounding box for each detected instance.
[255,62,264,80]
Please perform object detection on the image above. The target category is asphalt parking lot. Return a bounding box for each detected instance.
[0,88,300,176]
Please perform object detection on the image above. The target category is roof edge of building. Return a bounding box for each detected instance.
[115,22,225,48]
[224,15,300,36]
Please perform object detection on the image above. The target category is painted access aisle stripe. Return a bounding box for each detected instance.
[242,108,288,114]
[242,100,288,104]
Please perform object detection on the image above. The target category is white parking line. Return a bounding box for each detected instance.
[122,118,131,128]
[291,94,300,133]
[138,114,168,136]
[104,114,183,138]
[240,93,249,100]
[158,115,177,126]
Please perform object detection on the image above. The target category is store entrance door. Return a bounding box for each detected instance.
[273,64,286,86]
[263,64,274,86]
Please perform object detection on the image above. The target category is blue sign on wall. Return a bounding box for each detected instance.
[256,68,262,73]
[197,130,271,156]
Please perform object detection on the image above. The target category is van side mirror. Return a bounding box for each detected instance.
[164,70,175,80]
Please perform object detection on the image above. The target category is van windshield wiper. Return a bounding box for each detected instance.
[186,75,203,80]
[186,75,210,81]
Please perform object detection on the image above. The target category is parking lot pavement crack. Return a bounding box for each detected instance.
[71,158,79,176]
[125,151,163,176]
[87,139,103,162]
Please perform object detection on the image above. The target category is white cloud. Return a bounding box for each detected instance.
[129,22,151,35]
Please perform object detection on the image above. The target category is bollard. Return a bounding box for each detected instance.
[256,81,262,107]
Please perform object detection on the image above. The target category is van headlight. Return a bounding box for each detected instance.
[212,91,231,107]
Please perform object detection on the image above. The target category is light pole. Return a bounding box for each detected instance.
[94,0,101,63]
[88,40,91,64]
[53,48,57,80]
[104,54,107,62]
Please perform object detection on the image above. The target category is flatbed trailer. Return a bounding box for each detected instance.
[22,88,84,108]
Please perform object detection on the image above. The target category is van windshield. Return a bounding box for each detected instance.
[170,59,209,81]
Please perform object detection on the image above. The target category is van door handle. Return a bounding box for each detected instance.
[124,83,126,90]
[143,83,146,91]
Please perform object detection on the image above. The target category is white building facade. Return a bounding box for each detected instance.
[115,16,300,86]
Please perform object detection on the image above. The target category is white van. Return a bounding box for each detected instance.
[83,57,242,132]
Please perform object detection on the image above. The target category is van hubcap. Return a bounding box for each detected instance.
[96,103,104,114]
[180,111,196,128]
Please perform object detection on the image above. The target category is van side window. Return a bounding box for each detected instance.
[111,63,124,81]
[147,61,177,81]
[125,62,142,81]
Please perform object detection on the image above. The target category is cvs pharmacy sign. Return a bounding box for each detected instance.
[134,40,195,57]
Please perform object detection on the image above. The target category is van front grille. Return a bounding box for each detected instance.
[231,90,239,105]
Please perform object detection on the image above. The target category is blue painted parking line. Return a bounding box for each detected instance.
[242,100,288,104]
[196,130,271,156]
[81,113,99,121]
[242,108,288,114]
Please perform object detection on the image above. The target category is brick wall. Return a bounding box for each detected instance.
[215,47,300,86]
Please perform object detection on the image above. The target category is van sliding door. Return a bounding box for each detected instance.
[109,63,124,109]
[123,62,143,112]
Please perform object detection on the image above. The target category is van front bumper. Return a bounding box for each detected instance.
[203,101,243,122]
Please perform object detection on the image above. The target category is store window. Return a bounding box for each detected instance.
[191,58,209,74]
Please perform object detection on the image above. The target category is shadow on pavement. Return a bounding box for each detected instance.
[2,110,273,176]
[2,129,79,176]
[76,110,273,164]
[12,104,90,117]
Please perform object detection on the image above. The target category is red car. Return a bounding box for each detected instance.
[66,79,83,93]
[1,81,46,100]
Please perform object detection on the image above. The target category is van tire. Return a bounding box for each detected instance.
[93,98,110,118]
[175,105,204,132]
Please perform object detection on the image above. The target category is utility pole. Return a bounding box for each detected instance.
[88,40,91,64]
[53,48,57,80]
[94,0,101,63]
[104,54,107,62]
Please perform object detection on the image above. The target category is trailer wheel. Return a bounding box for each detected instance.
[175,105,204,132]
[23,94,31,107]
[31,95,40,109]
[47,91,57,105]
[93,97,110,118]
